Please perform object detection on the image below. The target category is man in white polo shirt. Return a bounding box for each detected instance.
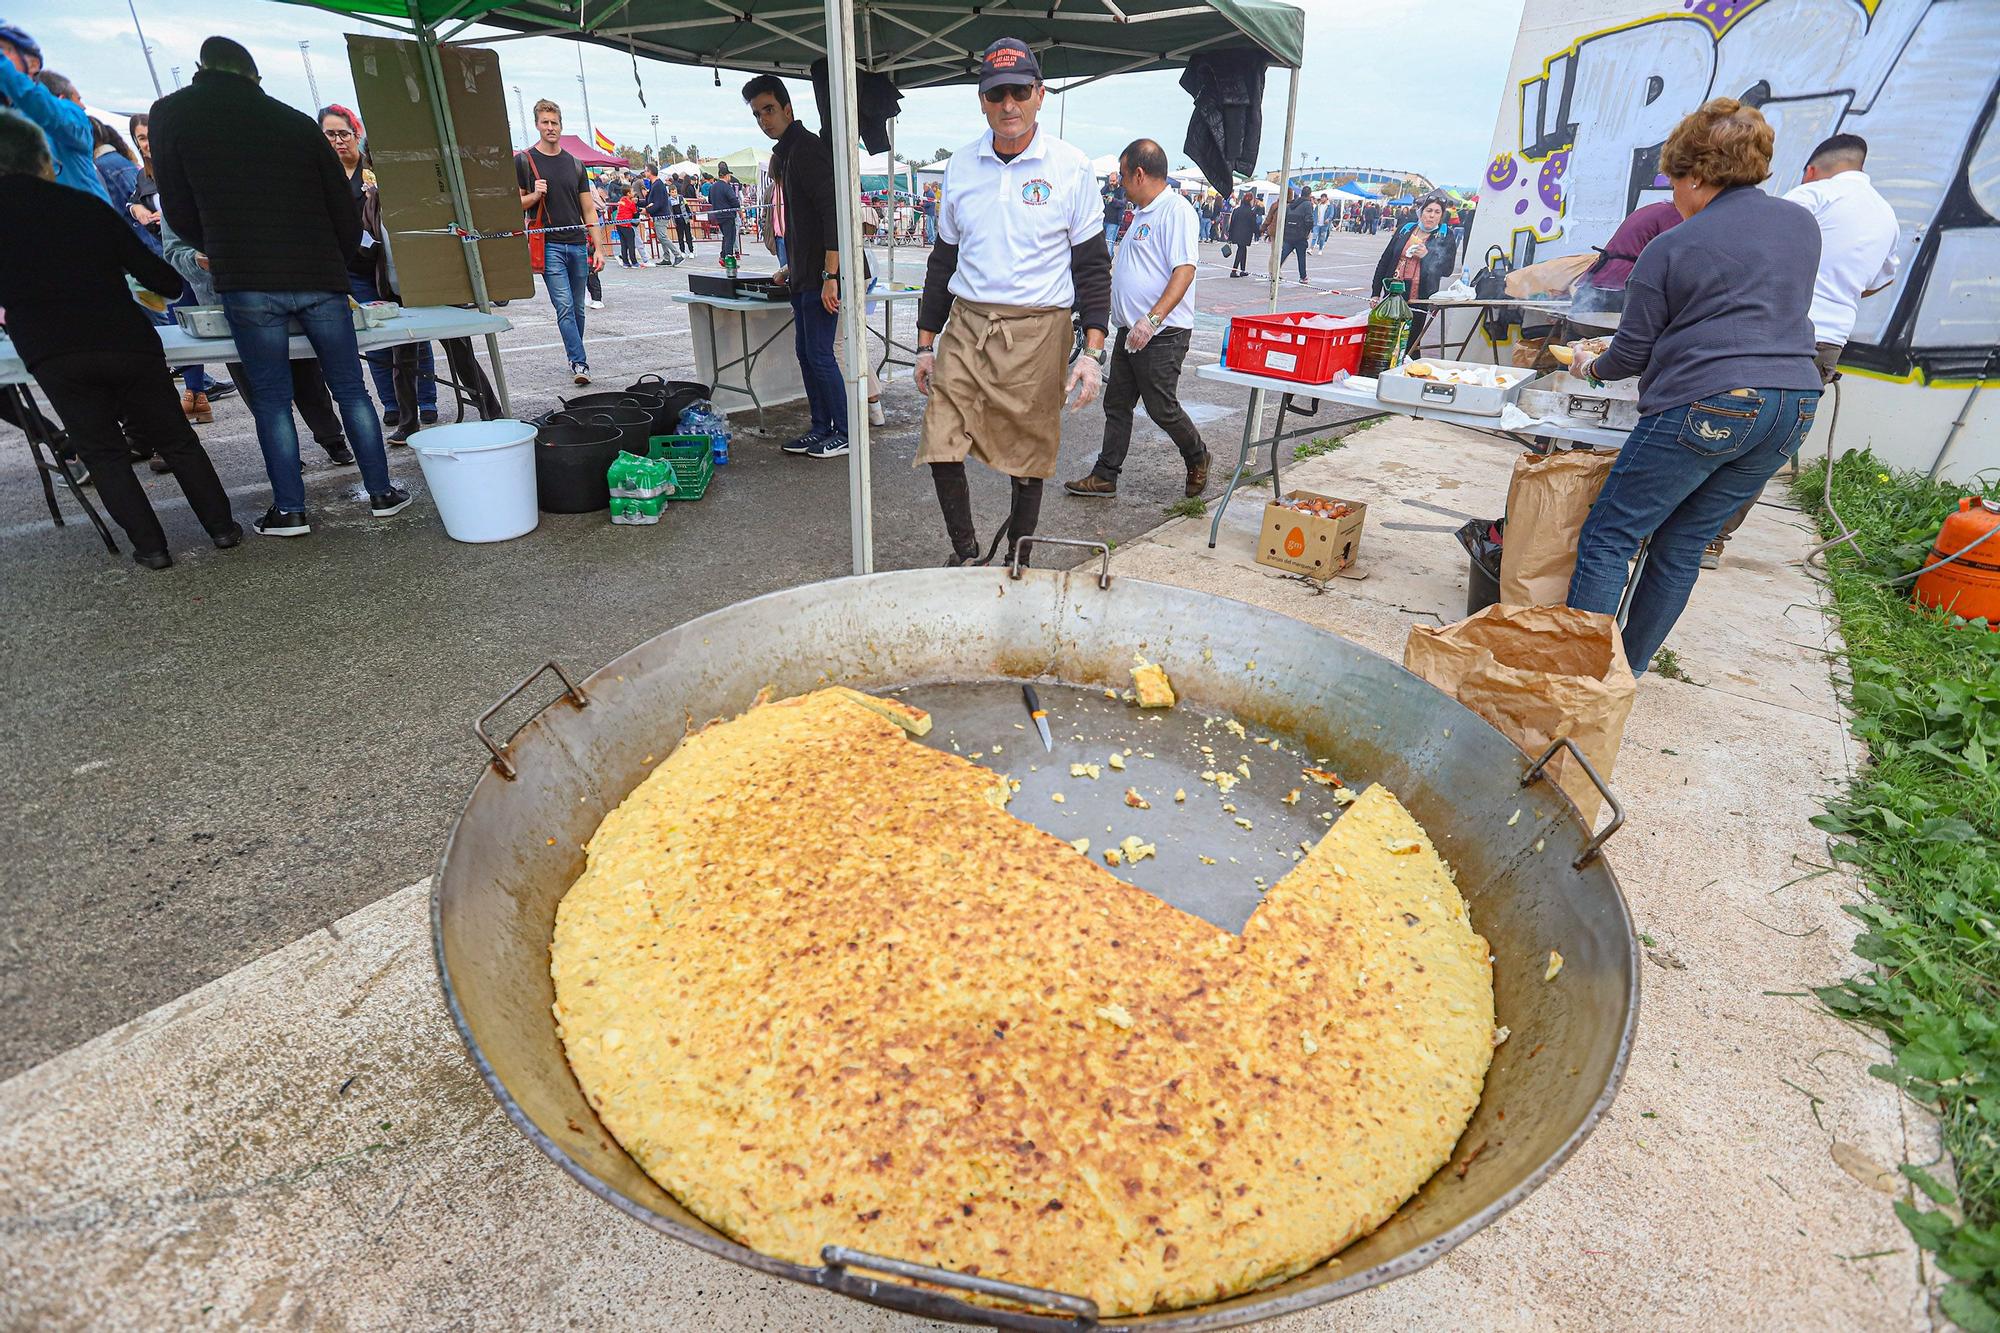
[914,37,1111,567]
[1710,131,1898,566]
[1065,138,1209,500]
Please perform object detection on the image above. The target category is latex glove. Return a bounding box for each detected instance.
[1066,352,1103,410]
[915,348,937,396]
[771,266,789,285]
[1570,352,1601,386]
[1125,319,1155,354]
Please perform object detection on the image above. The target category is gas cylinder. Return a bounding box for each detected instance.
[1913,495,2000,626]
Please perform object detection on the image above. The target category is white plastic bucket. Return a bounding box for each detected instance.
[405,421,539,543]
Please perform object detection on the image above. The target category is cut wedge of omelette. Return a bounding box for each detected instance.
[551,688,1494,1316]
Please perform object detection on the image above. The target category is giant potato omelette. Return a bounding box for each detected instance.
[551,688,1494,1315]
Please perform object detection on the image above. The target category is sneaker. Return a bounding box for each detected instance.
[805,434,850,459]
[782,429,827,455]
[420,409,439,426]
[323,440,356,466]
[1064,473,1118,498]
[149,453,173,474]
[587,299,605,310]
[1700,541,1723,570]
[387,425,412,447]
[382,409,401,429]
[571,364,592,386]
[210,522,244,549]
[868,398,886,427]
[132,548,172,571]
[57,455,91,487]
[253,507,311,538]
[1185,450,1211,498]
[204,381,238,401]
[369,485,414,518]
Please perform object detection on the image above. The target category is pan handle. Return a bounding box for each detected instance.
[1010,536,1112,589]
[818,1246,1098,1330]
[1521,736,1623,867]
[473,659,590,781]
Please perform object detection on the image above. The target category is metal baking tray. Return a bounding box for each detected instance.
[1518,372,1642,432]
[1377,359,1541,416]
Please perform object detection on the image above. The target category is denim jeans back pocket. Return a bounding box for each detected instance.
[1677,392,1763,458]
[1783,391,1822,458]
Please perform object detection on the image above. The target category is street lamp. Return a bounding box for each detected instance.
[650,113,659,164]
[513,85,527,146]
[126,0,162,98]
[300,41,320,110]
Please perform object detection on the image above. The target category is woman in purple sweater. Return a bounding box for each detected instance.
[1566,98,1822,673]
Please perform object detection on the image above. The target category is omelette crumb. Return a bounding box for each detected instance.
[1246,660,1257,670]
[1174,789,1187,803]
[1131,662,1176,709]
[1282,789,1301,806]
[1013,723,1024,730]
[1507,809,1522,827]
[1216,773,1239,795]
[1104,689,1119,700]
[993,744,1003,753]
[1333,788,1359,806]
[547,837,557,846]
[1122,747,1133,756]
[1321,811,1334,821]
[1095,1003,1135,1030]
[1051,793,1066,804]
[1234,817,1254,830]
[1009,779,1022,792]
[1303,767,1343,787]
[1070,837,1090,855]
[1386,838,1423,855]
[1119,835,1157,864]
[643,754,653,763]
[1332,861,1349,877]
[1104,849,1123,866]
[1070,762,1102,780]
[1533,837,1546,853]
[1201,646,1214,662]
[1236,761,1252,780]
[1224,719,1247,739]
[1198,855,1216,865]
[1545,950,1564,981]
[1200,745,1213,755]
[1108,754,1126,771]
[1222,803,1237,814]
[1301,1032,1318,1055]
[1443,728,1452,738]
[1299,841,1314,854]
[1493,1026,1512,1046]
[970,752,984,760]
[1124,788,1151,809]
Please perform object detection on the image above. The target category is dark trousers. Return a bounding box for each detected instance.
[347,271,435,414]
[1281,237,1308,281]
[224,358,347,449]
[32,351,232,552]
[1229,240,1250,276]
[718,218,738,258]
[618,223,638,266]
[791,286,847,436]
[1091,327,1205,481]
[674,216,694,252]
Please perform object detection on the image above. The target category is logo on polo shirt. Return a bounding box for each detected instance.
[1134,223,1152,239]
[1021,179,1053,205]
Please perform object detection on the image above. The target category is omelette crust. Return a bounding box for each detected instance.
[551,689,1494,1315]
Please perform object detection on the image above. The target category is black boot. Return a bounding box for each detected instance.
[931,462,980,565]
[1003,477,1044,568]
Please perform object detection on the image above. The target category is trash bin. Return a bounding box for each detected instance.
[405,420,539,543]
[1455,517,1505,617]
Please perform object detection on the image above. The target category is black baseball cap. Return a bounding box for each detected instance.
[978,39,1041,93]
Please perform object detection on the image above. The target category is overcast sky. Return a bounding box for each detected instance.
[36,0,1525,187]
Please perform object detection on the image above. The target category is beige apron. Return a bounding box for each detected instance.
[915,298,1070,479]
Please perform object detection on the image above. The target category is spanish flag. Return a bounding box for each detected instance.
[593,128,617,154]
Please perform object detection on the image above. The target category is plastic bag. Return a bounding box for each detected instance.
[677,400,733,466]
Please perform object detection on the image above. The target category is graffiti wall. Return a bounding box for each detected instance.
[1465,0,1998,480]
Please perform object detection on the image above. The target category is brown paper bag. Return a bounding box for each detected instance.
[1498,449,1619,606]
[1504,251,1597,299]
[1403,604,1635,821]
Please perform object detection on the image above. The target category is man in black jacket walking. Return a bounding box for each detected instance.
[744,74,850,458]
[149,36,408,539]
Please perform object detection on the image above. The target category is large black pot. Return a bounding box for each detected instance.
[545,406,651,457]
[563,389,667,433]
[533,418,625,514]
[628,375,710,434]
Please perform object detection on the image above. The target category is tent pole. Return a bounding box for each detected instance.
[412,15,513,418]
[827,0,873,575]
[1267,62,1299,316]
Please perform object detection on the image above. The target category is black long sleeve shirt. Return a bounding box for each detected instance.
[0,175,184,368]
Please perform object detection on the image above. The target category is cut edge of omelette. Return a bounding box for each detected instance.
[552,687,1496,1317]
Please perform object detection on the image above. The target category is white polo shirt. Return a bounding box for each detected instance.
[938,127,1101,310]
[1781,170,1900,345]
[1110,187,1199,332]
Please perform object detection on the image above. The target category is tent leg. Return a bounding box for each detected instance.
[826,0,873,576]
[1268,63,1300,314]
[412,17,512,418]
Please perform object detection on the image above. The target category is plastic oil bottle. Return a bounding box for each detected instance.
[1358,279,1412,377]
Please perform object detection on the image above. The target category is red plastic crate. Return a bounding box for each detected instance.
[1224,312,1366,384]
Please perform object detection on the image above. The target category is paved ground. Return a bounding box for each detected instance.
[0,418,1940,1330]
[0,231,1382,1078]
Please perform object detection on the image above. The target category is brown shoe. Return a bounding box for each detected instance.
[187,392,214,424]
[1064,473,1117,498]
[1185,451,1210,497]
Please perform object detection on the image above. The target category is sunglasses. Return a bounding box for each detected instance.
[982,83,1036,104]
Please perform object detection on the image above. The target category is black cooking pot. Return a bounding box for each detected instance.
[627,375,710,434]
[545,406,651,458]
[566,388,679,437]
[534,418,625,514]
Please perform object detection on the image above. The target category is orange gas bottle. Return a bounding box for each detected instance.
[1914,496,2000,627]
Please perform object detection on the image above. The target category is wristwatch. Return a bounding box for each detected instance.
[1144,312,1164,331]
[1084,346,1108,366]
[821,270,839,282]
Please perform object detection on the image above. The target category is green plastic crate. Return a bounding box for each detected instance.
[645,435,715,501]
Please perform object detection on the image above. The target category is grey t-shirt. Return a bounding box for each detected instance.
[1592,186,1823,416]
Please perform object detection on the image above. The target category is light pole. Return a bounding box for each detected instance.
[576,49,595,144]
[650,113,659,164]
[512,85,527,146]
[300,41,319,110]
[126,0,162,98]
[170,66,182,90]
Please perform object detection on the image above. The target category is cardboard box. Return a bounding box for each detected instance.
[1256,489,1367,579]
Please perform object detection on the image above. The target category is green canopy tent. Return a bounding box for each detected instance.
[276,0,1305,574]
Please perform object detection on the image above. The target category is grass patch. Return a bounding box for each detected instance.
[1794,450,2000,1331]
[1292,416,1383,462]
[1649,647,1696,683]
[1162,496,1208,520]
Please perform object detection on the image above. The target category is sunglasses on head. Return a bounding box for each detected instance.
[982,83,1035,104]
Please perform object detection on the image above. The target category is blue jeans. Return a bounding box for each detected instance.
[541,241,590,368]
[1105,223,1119,253]
[347,272,435,412]
[791,285,846,436]
[1569,387,1820,672]
[220,290,394,512]
[1200,217,1213,242]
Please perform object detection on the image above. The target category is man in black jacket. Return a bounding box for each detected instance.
[0,109,236,567]
[1280,185,1313,282]
[744,73,850,458]
[149,36,408,539]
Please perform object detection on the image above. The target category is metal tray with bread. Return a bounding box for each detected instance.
[1376,359,1541,416]
[1518,370,1642,432]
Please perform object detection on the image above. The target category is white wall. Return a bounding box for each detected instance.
[1463,0,1999,482]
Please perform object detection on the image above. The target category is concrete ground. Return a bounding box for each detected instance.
[0,231,1376,1079]
[0,406,1944,1328]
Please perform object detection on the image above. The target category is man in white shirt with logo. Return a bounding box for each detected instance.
[1711,132,1898,566]
[913,38,1111,568]
[1065,139,1208,500]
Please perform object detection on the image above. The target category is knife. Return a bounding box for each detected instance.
[1022,684,1054,752]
